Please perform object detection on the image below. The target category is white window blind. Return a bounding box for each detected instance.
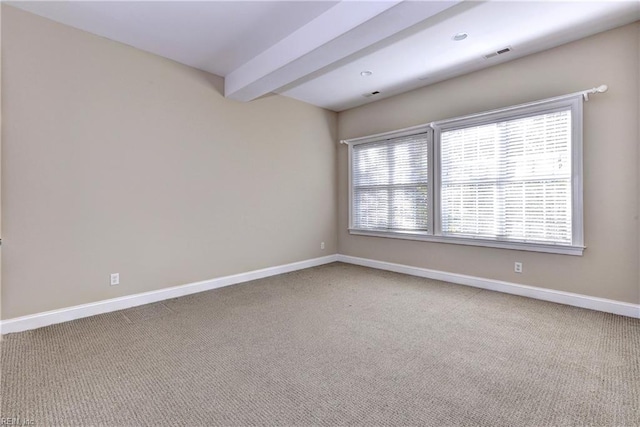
[345,90,587,255]
[440,108,573,244]
[352,133,430,232]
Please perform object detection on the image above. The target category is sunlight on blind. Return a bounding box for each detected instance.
[440,109,572,244]
[353,134,429,232]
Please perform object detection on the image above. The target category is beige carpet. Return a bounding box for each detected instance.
[2,262,639,426]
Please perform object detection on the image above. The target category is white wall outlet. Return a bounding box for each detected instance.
[320,241,325,250]
[514,262,523,273]
[110,273,120,286]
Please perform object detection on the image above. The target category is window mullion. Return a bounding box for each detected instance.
[387,144,394,230]
[431,126,440,236]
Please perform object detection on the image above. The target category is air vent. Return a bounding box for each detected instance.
[362,91,380,98]
[484,46,512,60]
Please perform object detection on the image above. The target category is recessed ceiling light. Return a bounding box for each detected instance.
[453,32,468,41]
[360,70,373,77]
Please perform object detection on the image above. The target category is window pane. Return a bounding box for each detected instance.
[440,109,572,244]
[389,186,429,231]
[353,187,389,230]
[352,134,429,232]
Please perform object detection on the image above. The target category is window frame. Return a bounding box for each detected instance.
[347,96,585,256]
[348,123,435,236]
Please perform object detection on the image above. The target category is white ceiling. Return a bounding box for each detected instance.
[280,0,640,111]
[9,1,640,112]
[8,1,339,76]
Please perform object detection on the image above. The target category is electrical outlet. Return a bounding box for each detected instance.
[320,241,325,250]
[514,262,523,274]
[110,273,120,286]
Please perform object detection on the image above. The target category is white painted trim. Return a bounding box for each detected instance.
[346,92,593,254]
[341,123,433,146]
[434,95,585,250]
[336,255,640,319]
[0,255,339,334]
[347,130,433,233]
[348,229,585,256]
[4,252,636,334]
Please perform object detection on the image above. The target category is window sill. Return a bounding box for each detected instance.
[348,229,585,256]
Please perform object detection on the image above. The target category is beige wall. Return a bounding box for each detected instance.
[1,6,338,319]
[338,22,640,304]
[0,4,3,321]
[2,6,638,322]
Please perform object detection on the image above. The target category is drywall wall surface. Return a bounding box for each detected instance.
[0,4,3,322]
[1,6,338,319]
[338,22,640,304]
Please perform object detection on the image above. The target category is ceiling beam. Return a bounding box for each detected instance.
[224,0,460,102]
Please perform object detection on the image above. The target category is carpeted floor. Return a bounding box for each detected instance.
[1,262,639,426]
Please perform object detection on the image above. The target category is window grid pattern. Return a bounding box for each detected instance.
[440,109,572,244]
[352,134,429,232]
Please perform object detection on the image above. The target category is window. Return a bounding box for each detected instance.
[352,133,430,233]
[347,96,584,255]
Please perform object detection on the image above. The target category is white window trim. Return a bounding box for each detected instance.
[433,96,584,254]
[349,230,584,256]
[345,93,588,256]
[347,123,434,234]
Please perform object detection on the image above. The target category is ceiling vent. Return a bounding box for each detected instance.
[484,46,512,60]
[362,91,380,98]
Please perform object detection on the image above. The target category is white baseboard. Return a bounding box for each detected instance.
[0,255,339,334]
[336,255,640,319]
[3,252,637,334]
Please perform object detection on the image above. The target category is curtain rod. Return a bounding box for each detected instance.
[428,84,608,129]
[340,84,608,145]
[581,84,608,101]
